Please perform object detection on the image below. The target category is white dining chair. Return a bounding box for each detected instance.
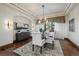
[45,32,54,49]
[31,32,45,54]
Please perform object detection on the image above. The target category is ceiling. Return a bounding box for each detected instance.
[14,3,70,19]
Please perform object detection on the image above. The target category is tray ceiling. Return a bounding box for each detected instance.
[14,3,70,18]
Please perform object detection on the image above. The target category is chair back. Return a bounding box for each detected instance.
[48,32,54,37]
[46,32,54,43]
[31,32,42,46]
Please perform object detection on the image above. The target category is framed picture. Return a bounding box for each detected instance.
[69,18,75,32]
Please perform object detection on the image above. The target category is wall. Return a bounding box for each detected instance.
[0,4,16,46]
[54,23,66,39]
[35,24,44,32]
[65,4,79,46]
[14,16,31,31]
[35,22,66,39]
[13,16,32,40]
[0,4,35,46]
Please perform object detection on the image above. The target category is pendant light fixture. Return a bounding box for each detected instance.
[42,5,44,21]
[41,5,46,23]
[38,5,46,24]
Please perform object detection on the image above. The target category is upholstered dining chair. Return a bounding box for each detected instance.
[45,32,54,49]
[31,32,45,54]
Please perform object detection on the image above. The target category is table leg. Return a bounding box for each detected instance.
[32,45,34,51]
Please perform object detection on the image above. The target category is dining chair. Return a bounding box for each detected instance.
[45,32,54,49]
[31,32,45,54]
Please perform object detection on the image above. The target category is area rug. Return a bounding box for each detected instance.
[13,40,64,56]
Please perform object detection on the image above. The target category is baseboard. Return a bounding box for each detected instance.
[64,38,79,51]
[0,43,13,51]
[55,38,64,40]
[0,37,32,51]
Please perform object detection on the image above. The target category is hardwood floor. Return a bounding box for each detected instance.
[0,39,32,56]
[63,39,79,56]
[0,39,79,56]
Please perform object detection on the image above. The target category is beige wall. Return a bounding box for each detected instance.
[65,4,79,46]
[54,23,66,39]
[0,4,36,46]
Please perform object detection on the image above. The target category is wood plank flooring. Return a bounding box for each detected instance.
[0,39,32,56]
[0,39,79,56]
[63,39,79,56]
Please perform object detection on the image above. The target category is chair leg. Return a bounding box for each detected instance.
[52,41,54,49]
[44,43,46,48]
[32,45,34,51]
[40,47,42,54]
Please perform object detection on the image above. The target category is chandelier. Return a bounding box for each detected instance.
[38,5,46,24]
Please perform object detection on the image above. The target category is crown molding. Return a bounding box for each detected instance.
[2,3,37,20]
[2,3,74,20]
[64,3,77,15]
[10,3,37,18]
[64,3,71,14]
